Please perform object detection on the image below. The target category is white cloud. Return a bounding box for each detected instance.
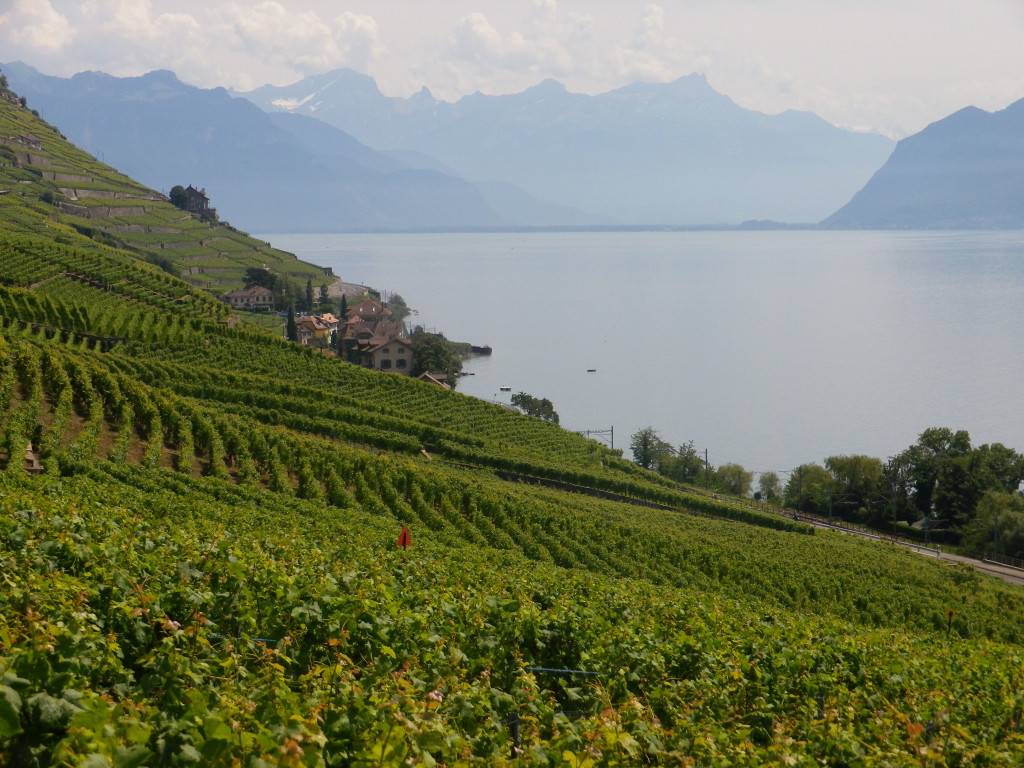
[610,4,689,83]
[332,12,384,72]
[437,1,697,97]
[213,2,382,77]
[2,0,1023,136]
[1,1,382,91]
[73,0,203,74]
[451,8,574,80]
[0,0,75,54]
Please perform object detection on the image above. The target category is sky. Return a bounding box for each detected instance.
[2,0,1024,138]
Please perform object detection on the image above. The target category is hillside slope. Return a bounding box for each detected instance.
[2,91,1024,766]
[823,98,1024,228]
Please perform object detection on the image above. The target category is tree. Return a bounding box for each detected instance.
[894,427,972,521]
[714,463,752,496]
[409,331,462,387]
[511,392,559,424]
[758,471,782,501]
[334,325,346,358]
[285,305,298,343]
[244,267,276,291]
[824,454,885,522]
[169,185,187,210]
[971,442,1024,494]
[305,280,314,313]
[385,293,412,322]
[629,427,673,471]
[784,463,834,514]
[659,440,705,484]
[962,491,1024,559]
[890,428,1024,530]
[338,294,348,319]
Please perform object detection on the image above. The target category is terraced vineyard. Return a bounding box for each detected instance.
[3,86,1024,766]
[0,97,325,292]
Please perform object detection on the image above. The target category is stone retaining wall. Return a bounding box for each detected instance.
[58,201,89,217]
[42,171,92,183]
[159,240,203,249]
[58,187,165,202]
[26,153,57,167]
[105,224,184,234]
[84,206,154,218]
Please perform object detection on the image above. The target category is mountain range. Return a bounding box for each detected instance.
[243,69,895,225]
[4,61,897,230]
[7,60,1023,230]
[1,62,570,232]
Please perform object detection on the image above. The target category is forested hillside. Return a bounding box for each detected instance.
[3,87,1024,766]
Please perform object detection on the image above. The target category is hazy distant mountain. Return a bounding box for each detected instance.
[2,62,548,232]
[243,70,895,225]
[822,99,1024,228]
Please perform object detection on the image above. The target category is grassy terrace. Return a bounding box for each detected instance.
[2,88,1024,766]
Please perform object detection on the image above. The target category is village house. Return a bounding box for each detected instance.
[416,371,451,389]
[364,336,413,373]
[346,298,391,324]
[318,312,340,334]
[341,299,404,345]
[221,285,274,310]
[336,298,415,375]
[296,315,331,347]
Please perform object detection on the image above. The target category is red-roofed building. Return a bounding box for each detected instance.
[296,315,330,347]
[346,299,392,323]
[337,299,414,373]
[318,312,340,333]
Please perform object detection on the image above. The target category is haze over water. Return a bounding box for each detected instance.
[263,230,1024,478]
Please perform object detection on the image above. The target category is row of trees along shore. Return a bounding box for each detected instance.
[630,426,1024,556]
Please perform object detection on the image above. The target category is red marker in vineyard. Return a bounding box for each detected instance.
[396,525,412,549]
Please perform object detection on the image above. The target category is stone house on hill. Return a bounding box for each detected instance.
[184,185,215,217]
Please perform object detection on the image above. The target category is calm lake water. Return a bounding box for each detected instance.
[258,230,1024,478]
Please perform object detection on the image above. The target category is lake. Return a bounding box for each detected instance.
[257,230,1024,479]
